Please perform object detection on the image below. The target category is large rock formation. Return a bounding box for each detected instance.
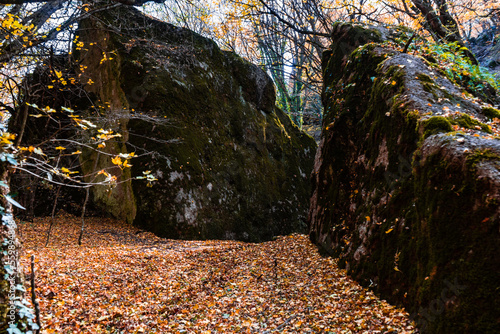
[70,6,315,241]
[310,23,500,333]
[470,26,500,78]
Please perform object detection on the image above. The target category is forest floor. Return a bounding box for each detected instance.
[19,211,416,333]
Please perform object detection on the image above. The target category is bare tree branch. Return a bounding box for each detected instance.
[256,0,329,37]
[0,0,161,4]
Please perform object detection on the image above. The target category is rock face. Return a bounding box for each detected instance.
[310,23,500,333]
[73,6,316,241]
[470,26,500,78]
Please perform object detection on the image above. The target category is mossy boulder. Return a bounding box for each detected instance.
[310,23,500,333]
[74,6,316,241]
[470,27,500,78]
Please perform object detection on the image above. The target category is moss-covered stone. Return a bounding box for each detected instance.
[465,148,500,167]
[481,106,500,120]
[451,113,492,133]
[310,22,500,333]
[422,116,453,137]
[74,6,316,241]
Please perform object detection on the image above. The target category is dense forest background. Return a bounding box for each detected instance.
[1,0,499,132]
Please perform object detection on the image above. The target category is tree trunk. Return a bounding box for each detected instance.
[411,0,478,65]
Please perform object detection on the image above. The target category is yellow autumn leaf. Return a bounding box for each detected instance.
[61,168,79,175]
[72,150,82,155]
[0,135,13,145]
[385,228,393,234]
[111,156,122,166]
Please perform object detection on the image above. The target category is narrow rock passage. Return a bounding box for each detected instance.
[20,212,415,333]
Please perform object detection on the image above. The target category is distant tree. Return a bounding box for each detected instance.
[380,0,499,62]
[210,0,334,127]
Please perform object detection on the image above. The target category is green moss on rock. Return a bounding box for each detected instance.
[466,148,500,167]
[310,22,500,334]
[417,73,434,83]
[481,106,500,120]
[451,113,492,133]
[421,113,491,139]
[76,6,316,242]
[422,116,453,137]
